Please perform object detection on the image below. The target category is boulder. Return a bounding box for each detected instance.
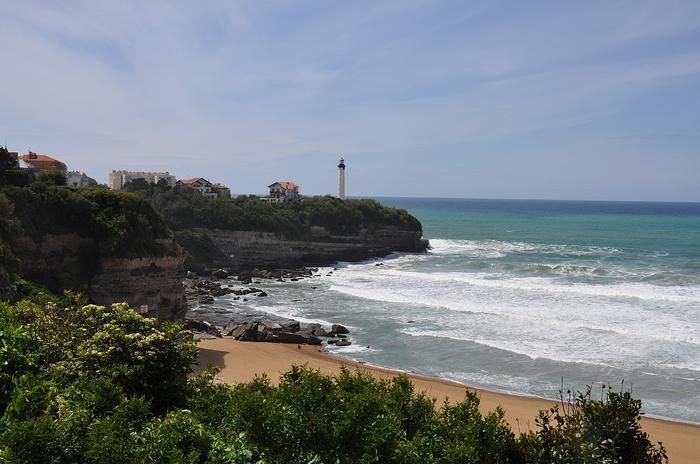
[184,319,221,337]
[222,322,239,337]
[257,291,268,297]
[313,327,328,337]
[211,287,231,296]
[184,319,212,332]
[198,295,215,305]
[331,324,349,335]
[306,336,322,346]
[300,323,327,337]
[307,323,322,332]
[335,340,351,347]
[231,322,259,341]
[212,269,229,279]
[259,321,282,333]
[281,321,301,333]
[271,332,308,344]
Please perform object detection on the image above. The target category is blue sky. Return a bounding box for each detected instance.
[1,0,699,201]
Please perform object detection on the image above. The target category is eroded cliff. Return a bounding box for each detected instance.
[14,234,186,321]
[178,225,429,272]
[1,185,187,321]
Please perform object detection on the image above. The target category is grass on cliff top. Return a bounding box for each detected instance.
[0,288,668,464]
[124,179,422,238]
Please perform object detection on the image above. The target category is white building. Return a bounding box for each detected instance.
[264,181,299,203]
[108,170,176,190]
[66,171,97,187]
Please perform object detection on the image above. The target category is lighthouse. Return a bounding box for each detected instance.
[338,157,346,200]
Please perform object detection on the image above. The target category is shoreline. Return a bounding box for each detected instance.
[195,337,700,464]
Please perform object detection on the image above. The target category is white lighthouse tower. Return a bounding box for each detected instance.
[338,157,346,200]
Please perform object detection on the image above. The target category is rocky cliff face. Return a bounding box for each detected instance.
[183,226,429,271]
[14,234,186,321]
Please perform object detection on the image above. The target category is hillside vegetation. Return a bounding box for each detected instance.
[1,184,171,258]
[0,289,667,463]
[123,180,422,238]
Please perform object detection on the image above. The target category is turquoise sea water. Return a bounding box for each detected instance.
[195,198,700,423]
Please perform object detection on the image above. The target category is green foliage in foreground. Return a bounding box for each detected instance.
[0,297,666,463]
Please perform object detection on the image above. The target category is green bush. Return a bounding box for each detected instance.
[35,169,67,186]
[518,387,667,464]
[0,297,667,463]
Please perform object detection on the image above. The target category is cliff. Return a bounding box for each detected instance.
[177,225,428,272]
[122,188,429,272]
[13,234,186,321]
[0,185,187,321]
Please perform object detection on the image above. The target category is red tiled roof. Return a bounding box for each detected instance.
[20,151,66,170]
[268,181,298,190]
[178,177,210,186]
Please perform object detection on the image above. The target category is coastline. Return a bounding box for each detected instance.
[195,337,700,464]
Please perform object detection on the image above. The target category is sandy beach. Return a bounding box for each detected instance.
[195,338,700,464]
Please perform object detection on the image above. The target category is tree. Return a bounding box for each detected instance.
[35,169,67,186]
[0,193,20,300]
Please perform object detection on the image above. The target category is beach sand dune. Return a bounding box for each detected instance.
[195,338,700,464]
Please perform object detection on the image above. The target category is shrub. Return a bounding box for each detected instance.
[35,169,67,186]
[518,386,667,464]
[0,297,668,463]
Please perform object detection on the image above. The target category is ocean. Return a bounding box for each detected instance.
[192,197,700,423]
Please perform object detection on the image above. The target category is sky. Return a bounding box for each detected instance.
[1,0,699,201]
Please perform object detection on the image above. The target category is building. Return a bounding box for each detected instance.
[338,157,346,200]
[66,171,98,188]
[108,170,176,190]
[20,151,67,171]
[177,177,216,197]
[177,177,230,198]
[0,148,35,186]
[212,183,231,199]
[1,149,19,170]
[264,181,299,203]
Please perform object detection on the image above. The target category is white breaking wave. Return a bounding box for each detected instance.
[251,305,337,328]
[355,268,700,304]
[325,251,700,368]
[428,238,623,258]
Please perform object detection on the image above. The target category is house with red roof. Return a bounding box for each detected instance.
[176,177,230,198]
[20,151,67,172]
[265,181,299,203]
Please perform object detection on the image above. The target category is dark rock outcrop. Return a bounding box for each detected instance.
[331,324,349,335]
